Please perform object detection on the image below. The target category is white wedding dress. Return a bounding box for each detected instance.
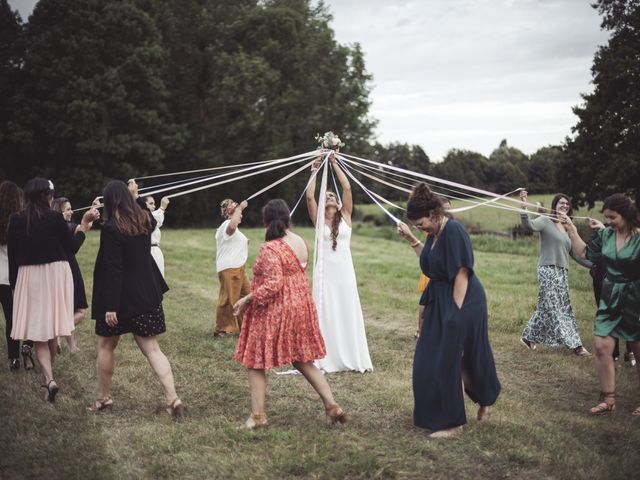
[314,221,373,373]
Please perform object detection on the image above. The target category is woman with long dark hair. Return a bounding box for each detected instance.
[91,180,184,416]
[233,199,345,429]
[397,183,500,438]
[518,190,592,356]
[562,193,640,415]
[8,178,97,401]
[305,151,372,373]
[51,197,88,353]
[0,181,32,370]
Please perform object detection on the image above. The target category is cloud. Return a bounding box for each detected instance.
[323,0,609,159]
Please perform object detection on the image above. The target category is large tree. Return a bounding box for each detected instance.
[0,0,24,179]
[562,0,640,206]
[3,0,185,204]
[1,0,377,224]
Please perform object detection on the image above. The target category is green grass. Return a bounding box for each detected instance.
[1,226,639,479]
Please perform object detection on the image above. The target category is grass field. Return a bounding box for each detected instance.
[1,225,639,479]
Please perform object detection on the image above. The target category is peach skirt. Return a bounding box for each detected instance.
[11,261,74,342]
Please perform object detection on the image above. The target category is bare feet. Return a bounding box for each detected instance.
[428,426,462,439]
[477,406,489,421]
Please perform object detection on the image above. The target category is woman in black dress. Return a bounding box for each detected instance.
[397,183,500,438]
[91,180,184,416]
[52,197,88,353]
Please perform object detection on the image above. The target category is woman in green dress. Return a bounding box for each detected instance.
[562,193,640,416]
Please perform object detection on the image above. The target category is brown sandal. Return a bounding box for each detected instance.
[89,397,113,413]
[165,398,185,418]
[590,391,615,415]
[325,404,347,426]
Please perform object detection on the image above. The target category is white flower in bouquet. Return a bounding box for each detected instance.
[315,131,345,150]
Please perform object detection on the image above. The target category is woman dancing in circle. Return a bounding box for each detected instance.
[305,151,372,373]
[8,178,97,401]
[233,199,346,429]
[519,190,591,356]
[91,180,184,416]
[52,197,89,353]
[561,193,640,415]
[397,183,500,438]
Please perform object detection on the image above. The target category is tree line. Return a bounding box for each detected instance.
[0,0,637,225]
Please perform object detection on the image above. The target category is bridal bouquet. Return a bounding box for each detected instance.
[315,131,345,150]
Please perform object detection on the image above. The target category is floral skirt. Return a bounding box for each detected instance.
[522,265,582,349]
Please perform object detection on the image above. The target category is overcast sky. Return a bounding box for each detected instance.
[11,0,609,160]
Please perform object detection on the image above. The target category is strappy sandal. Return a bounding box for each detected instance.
[245,412,268,430]
[166,398,185,418]
[325,404,347,426]
[41,380,59,403]
[89,397,113,413]
[590,391,615,415]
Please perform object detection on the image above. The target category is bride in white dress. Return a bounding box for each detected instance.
[306,152,373,373]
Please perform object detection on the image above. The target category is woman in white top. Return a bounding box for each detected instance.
[214,198,250,336]
[306,152,373,373]
[145,196,170,277]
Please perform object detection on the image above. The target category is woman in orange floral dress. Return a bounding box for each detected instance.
[234,199,346,429]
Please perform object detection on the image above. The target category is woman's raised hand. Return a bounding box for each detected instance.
[81,207,100,228]
[558,213,577,234]
[588,217,605,230]
[519,189,528,209]
[397,221,414,242]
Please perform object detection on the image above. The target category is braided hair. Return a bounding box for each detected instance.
[326,190,342,251]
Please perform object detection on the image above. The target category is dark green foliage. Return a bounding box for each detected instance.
[0,0,25,180]
[0,0,376,225]
[562,0,640,206]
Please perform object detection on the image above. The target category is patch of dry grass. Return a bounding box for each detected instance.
[0,226,639,479]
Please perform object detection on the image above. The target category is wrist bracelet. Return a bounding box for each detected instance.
[410,240,421,248]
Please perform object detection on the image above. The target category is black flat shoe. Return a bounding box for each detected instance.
[9,358,20,371]
[22,344,35,370]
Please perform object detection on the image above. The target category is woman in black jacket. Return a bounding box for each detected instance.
[8,178,97,401]
[91,180,184,416]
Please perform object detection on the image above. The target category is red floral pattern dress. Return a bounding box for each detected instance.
[234,239,326,369]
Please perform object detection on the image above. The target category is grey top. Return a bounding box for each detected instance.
[520,211,592,269]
